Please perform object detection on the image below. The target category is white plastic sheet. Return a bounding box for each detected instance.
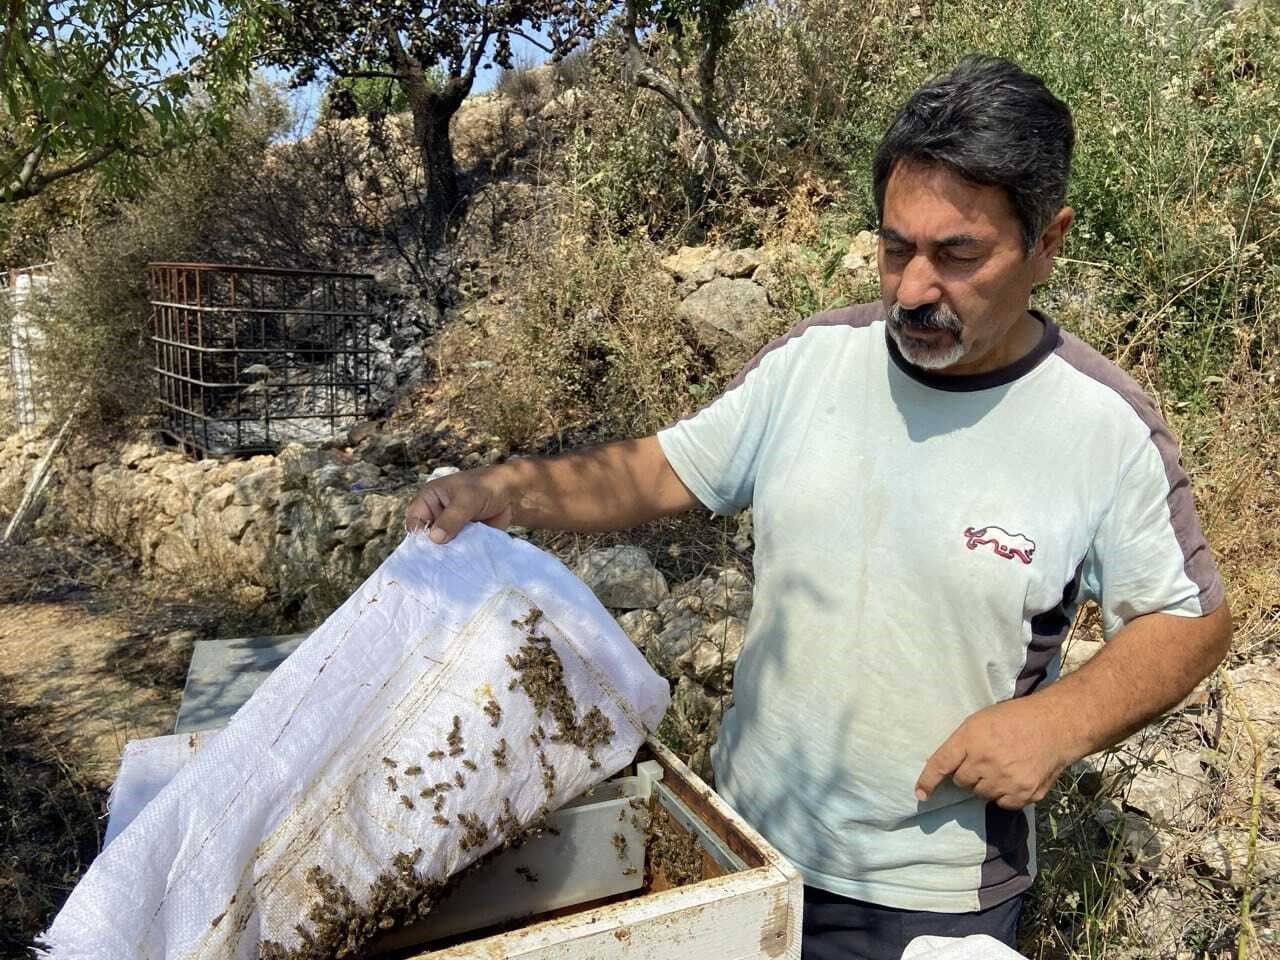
[902,935,1027,959]
[38,524,669,959]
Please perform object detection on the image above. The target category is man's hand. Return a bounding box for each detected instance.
[405,468,513,544]
[914,696,1071,810]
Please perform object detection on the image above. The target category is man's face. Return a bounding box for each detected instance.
[877,161,1068,375]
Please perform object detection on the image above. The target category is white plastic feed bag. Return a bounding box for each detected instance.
[37,524,670,959]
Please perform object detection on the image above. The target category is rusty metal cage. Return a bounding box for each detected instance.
[148,262,377,457]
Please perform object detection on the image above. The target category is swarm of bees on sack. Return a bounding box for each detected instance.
[258,605,624,959]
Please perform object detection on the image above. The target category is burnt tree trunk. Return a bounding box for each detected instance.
[387,26,471,255]
[408,84,467,251]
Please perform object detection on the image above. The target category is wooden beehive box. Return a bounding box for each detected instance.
[174,634,802,959]
[393,738,803,960]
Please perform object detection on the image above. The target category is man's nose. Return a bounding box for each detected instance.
[895,255,942,309]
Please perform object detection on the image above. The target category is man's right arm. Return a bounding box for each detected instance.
[404,436,702,543]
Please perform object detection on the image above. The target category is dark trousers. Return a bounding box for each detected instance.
[801,885,1023,960]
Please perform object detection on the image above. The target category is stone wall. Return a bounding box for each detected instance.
[0,432,419,611]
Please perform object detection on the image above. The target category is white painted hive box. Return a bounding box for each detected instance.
[394,737,803,960]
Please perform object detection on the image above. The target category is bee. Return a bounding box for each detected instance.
[483,699,502,727]
[381,757,397,769]
[427,749,445,760]
[462,758,477,772]
[403,765,423,776]
[454,771,466,789]
[399,795,414,810]
[419,786,436,799]
[433,815,450,827]
[385,775,398,792]
[433,794,446,812]
[446,715,464,756]
[492,738,509,769]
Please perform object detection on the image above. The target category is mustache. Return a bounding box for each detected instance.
[888,302,963,334]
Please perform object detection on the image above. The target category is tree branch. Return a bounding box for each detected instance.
[620,0,727,143]
[4,140,121,202]
[507,30,554,54]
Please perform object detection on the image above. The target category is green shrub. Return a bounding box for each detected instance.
[22,84,295,437]
[456,215,721,447]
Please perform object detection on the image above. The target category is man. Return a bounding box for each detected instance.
[405,56,1231,958]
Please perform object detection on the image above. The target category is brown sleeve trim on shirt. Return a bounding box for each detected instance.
[1052,329,1225,614]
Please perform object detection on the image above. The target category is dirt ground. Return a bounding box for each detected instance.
[0,534,274,955]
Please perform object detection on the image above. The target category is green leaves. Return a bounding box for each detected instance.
[0,0,259,203]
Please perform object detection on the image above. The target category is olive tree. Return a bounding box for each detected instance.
[260,0,611,253]
[620,0,746,147]
[0,0,259,203]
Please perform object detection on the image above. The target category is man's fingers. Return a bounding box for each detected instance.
[915,735,966,801]
[950,762,981,791]
[405,486,447,533]
[428,497,474,544]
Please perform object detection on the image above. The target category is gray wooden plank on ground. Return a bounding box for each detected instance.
[174,632,309,734]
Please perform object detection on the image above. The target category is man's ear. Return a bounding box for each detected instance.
[1033,206,1074,284]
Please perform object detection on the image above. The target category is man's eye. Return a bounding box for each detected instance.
[942,251,980,264]
[884,247,910,259]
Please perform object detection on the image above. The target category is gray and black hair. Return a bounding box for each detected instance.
[872,55,1075,255]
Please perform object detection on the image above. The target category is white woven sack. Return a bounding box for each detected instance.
[38,524,669,959]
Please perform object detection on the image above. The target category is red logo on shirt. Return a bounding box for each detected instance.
[964,526,1036,565]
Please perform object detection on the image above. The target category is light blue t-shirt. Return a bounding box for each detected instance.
[657,303,1223,912]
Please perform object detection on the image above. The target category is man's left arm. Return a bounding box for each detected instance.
[915,603,1232,810]
[918,396,1231,810]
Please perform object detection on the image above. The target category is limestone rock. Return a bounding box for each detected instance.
[278,442,328,480]
[678,277,773,348]
[312,464,348,493]
[696,569,753,620]
[1061,638,1104,674]
[348,461,384,488]
[677,617,747,688]
[1196,829,1280,889]
[1095,805,1167,873]
[327,500,363,529]
[1123,748,1208,827]
[650,614,704,668]
[1224,661,1280,746]
[840,230,879,274]
[359,432,409,467]
[574,544,668,610]
[660,245,721,285]
[363,492,409,536]
[716,247,763,279]
[616,609,662,650]
[234,467,280,508]
[218,505,256,542]
[201,482,237,513]
[120,439,162,469]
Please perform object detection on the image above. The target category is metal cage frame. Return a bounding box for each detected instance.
[148,262,377,457]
